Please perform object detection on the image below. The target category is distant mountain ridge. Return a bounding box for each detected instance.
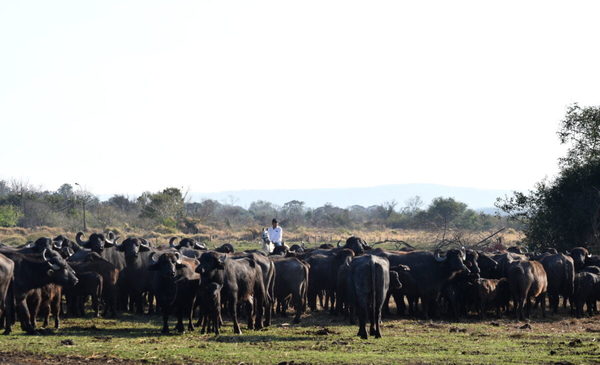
[189,183,513,210]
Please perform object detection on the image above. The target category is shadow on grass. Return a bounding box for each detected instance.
[208,334,307,343]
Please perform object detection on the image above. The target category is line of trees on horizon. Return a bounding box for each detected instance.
[0,180,516,234]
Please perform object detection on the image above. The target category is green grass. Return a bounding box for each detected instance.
[1,312,600,364]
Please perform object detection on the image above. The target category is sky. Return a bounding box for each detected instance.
[1,1,600,198]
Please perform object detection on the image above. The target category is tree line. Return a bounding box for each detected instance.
[0,181,512,234]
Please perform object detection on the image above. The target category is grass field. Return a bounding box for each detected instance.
[1,310,599,364]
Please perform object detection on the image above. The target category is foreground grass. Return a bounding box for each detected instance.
[0,311,599,364]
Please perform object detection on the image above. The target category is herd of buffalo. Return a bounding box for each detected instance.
[0,233,598,339]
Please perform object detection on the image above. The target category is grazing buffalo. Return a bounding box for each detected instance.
[507,259,548,320]
[150,252,199,333]
[271,256,309,323]
[1,248,78,334]
[538,253,575,313]
[346,255,397,339]
[196,252,266,334]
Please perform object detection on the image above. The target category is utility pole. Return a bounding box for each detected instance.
[75,183,87,232]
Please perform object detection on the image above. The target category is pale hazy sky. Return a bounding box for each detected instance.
[1,1,599,196]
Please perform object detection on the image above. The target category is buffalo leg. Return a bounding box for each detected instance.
[231,299,242,335]
[161,306,170,334]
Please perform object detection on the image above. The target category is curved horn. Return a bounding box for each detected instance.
[174,252,182,264]
[337,240,341,248]
[169,237,178,248]
[587,253,593,258]
[565,250,571,255]
[42,249,60,270]
[75,232,88,246]
[149,252,159,263]
[105,232,116,245]
[140,238,150,248]
[434,249,447,263]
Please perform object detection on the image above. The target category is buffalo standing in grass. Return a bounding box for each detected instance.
[346,255,400,339]
[196,252,266,335]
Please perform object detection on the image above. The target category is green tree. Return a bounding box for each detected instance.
[426,197,468,230]
[497,104,600,251]
[0,205,21,227]
[140,188,185,225]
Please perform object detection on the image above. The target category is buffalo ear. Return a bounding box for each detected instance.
[47,269,55,277]
[175,263,186,269]
[148,263,160,271]
[216,256,226,269]
[116,245,125,252]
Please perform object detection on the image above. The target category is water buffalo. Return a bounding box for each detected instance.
[538,253,575,313]
[75,232,125,270]
[305,249,354,312]
[271,256,309,323]
[149,252,199,333]
[345,255,397,339]
[372,248,469,318]
[340,236,371,256]
[567,247,591,271]
[507,259,548,320]
[1,248,78,334]
[69,253,120,317]
[64,271,103,317]
[573,271,600,317]
[116,237,154,314]
[196,252,266,334]
[0,253,14,335]
[473,277,510,318]
[232,251,275,327]
[197,282,222,335]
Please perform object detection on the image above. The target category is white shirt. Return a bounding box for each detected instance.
[268,226,283,244]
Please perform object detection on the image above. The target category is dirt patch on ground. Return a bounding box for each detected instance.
[0,352,143,365]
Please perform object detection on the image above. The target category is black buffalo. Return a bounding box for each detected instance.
[372,248,469,318]
[150,252,199,333]
[196,252,266,334]
[0,248,78,334]
[345,255,398,339]
[538,253,575,313]
[271,256,309,323]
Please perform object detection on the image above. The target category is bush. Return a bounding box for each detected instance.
[0,205,21,227]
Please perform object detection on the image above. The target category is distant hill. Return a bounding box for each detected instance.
[189,184,513,210]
